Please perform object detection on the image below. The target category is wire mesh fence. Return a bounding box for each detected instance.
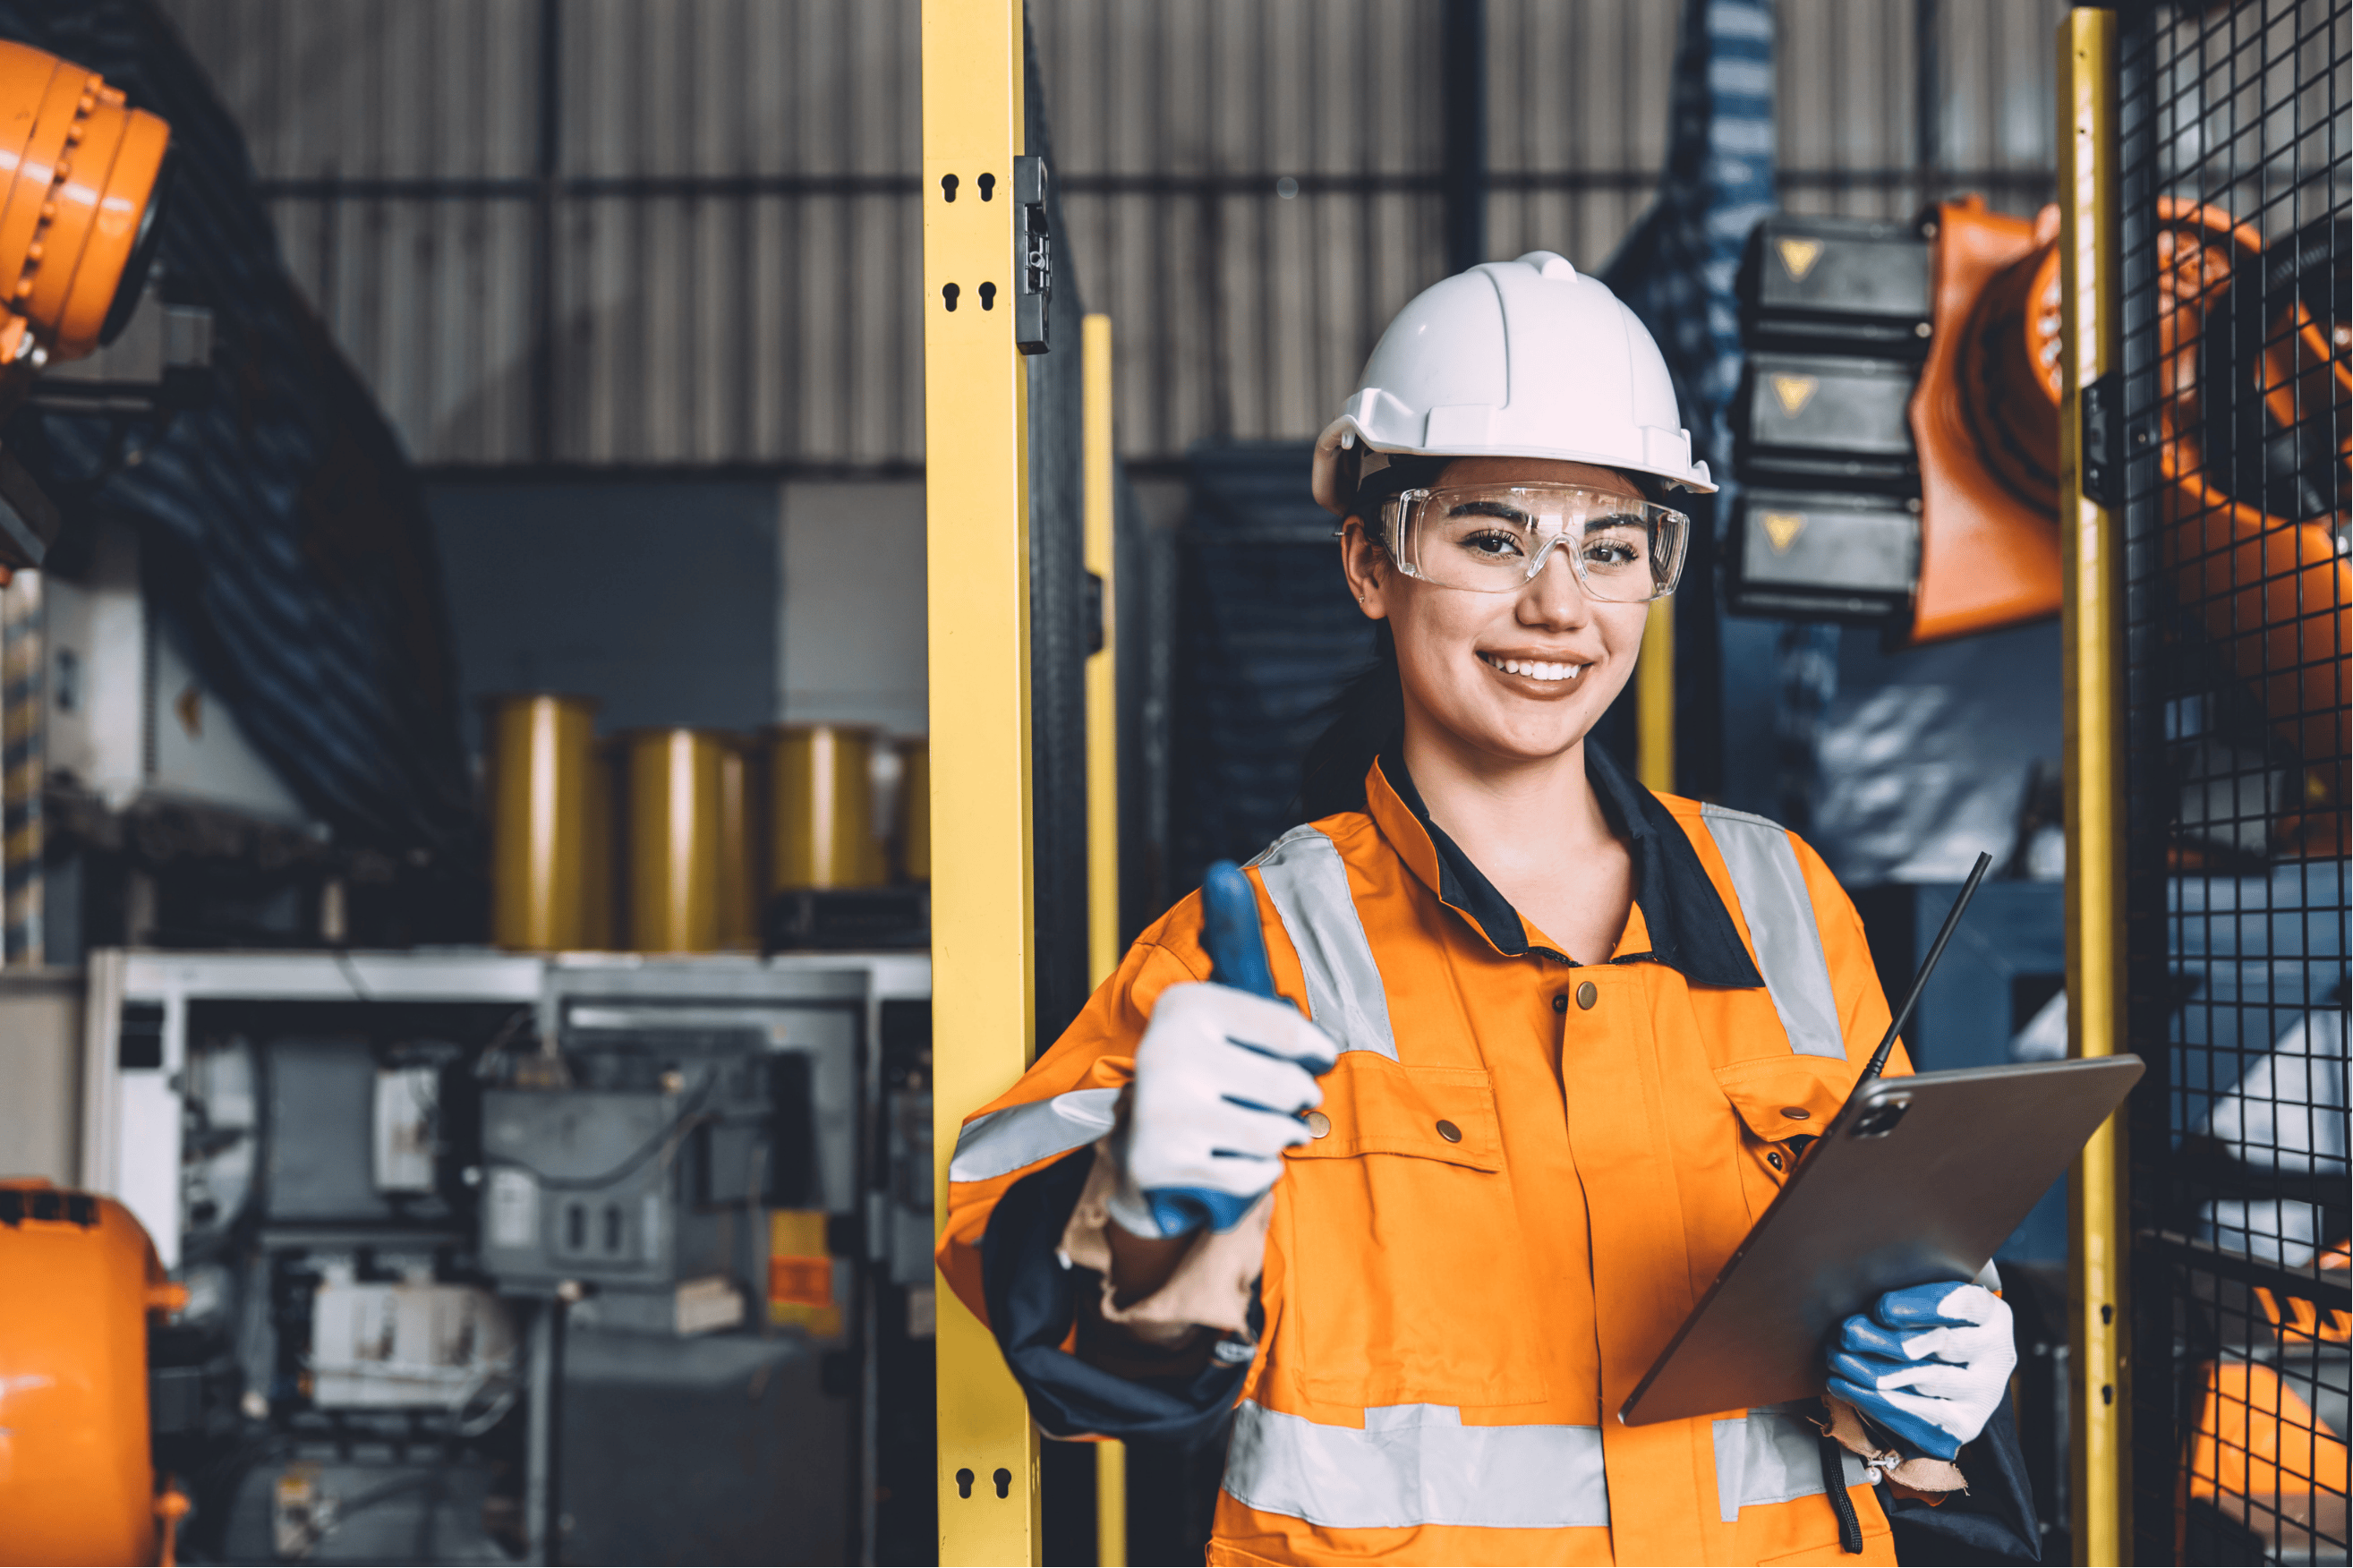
[2119,1,2350,1562]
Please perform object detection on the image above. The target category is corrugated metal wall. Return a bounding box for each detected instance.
[163,0,2067,471]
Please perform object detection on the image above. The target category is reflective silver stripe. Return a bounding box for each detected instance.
[1226,1400,1863,1531]
[1223,1401,1608,1530]
[1700,804,1846,1060]
[1713,1402,1868,1522]
[945,1087,1121,1183]
[1246,826,1397,1059]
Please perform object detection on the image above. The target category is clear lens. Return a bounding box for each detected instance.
[1382,484,1688,600]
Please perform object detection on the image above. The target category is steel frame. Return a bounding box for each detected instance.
[923,2,1044,1561]
[2058,10,2130,1564]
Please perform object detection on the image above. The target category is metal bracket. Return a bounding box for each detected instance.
[1013,155,1051,355]
[2081,371,2120,508]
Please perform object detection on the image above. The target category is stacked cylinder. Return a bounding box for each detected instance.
[487,699,927,953]
[768,724,882,891]
[626,729,728,952]
[486,695,598,951]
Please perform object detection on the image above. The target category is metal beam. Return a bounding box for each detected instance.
[1638,598,1675,794]
[925,2,1042,1562]
[1440,0,1488,274]
[1082,312,1126,1565]
[2056,12,2127,1565]
[252,166,2063,206]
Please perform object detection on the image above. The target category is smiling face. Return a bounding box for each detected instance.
[1341,456,1657,768]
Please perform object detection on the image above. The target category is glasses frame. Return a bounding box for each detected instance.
[1375,483,1691,601]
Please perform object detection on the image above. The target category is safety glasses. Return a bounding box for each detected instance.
[1377,483,1689,601]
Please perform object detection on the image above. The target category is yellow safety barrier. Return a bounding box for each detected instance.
[925,0,1043,1561]
[1082,311,1129,1567]
[2057,11,2129,1564]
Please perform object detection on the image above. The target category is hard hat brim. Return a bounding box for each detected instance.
[1311,415,1718,516]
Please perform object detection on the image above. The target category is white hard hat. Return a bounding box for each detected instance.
[1311,251,1715,514]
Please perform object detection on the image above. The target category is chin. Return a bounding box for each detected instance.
[1465,695,1600,762]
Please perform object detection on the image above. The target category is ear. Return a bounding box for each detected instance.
[1340,517,1392,621]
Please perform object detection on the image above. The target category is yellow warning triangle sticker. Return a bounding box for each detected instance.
[1776,235,1823,281]
[1770,374,1819,418]
[1761,511,1806,553]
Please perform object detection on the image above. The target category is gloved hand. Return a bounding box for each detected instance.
[1104,982,1337,1239]
[1826,1281,2016,1461]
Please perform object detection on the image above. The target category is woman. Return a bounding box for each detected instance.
[940,253,2033,1565]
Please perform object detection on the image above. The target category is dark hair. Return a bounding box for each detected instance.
[1300,620,1403,819]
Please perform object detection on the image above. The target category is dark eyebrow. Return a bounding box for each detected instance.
[1582,511,1648,533]
[1446,499,1535,525]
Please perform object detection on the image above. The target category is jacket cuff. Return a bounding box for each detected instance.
[1058,1142,1270,1342]
[1817,1393,1970,1496]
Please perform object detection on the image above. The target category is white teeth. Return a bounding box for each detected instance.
[1484,653,1584,684]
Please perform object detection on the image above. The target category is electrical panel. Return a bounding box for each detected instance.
[92,950,919,1565]
[480,1087,728,1289]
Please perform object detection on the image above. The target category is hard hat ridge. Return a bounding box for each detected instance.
[1313,250,1714,515]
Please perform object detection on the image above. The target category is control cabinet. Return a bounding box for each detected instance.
[81,950,930,1566]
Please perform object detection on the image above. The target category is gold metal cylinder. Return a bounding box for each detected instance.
[486,695,596,950]
[626,728,726,953]
[767,725,882,891]
[716,737,759,950]
[899,737,930,883]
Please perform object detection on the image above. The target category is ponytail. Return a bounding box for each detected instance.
[1299,620,1403,819]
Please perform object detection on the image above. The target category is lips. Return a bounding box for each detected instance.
[1479,651,1587,684]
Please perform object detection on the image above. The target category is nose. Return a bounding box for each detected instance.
[1517,542,1592,630]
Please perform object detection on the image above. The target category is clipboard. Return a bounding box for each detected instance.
[1620,1055,2143,1427]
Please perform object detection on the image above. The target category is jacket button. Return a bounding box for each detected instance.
[1767,1149,1785,1171]
[1305,1111,1330,1138]
[1552,993,1569,1013]
[1575,981,1598,1010]
[1435,1120,1462,1143]
[1780,1106,1812,1121]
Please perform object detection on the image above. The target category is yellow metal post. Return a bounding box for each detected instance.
[1080,311,1129,1566]
[1083,314,1121,994]
[1637,596,1675,793]
[2057,12,2128,1564]
[925,3,1042,1562]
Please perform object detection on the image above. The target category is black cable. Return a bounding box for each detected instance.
[331,947,378,1003]
[482,1077,716,1192]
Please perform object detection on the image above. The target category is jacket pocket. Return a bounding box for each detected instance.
[1713,1054,1860,1222]
[1278,1057,1549,1408]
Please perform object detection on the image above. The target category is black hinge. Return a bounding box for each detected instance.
[1083,571,1104,655]
[2081,371,2120,508]
[1013,155,1052,355]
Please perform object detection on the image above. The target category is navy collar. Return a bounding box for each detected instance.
[1374,746,1765,988]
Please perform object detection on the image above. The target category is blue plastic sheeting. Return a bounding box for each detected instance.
[1807,620,2067,885]
[0,2,472,853]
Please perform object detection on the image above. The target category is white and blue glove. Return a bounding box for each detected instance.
[1826,1281,2016,1461]
[1104,981,1337,1239]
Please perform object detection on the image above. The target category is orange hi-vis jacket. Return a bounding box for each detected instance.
[941,753,1916,1565]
